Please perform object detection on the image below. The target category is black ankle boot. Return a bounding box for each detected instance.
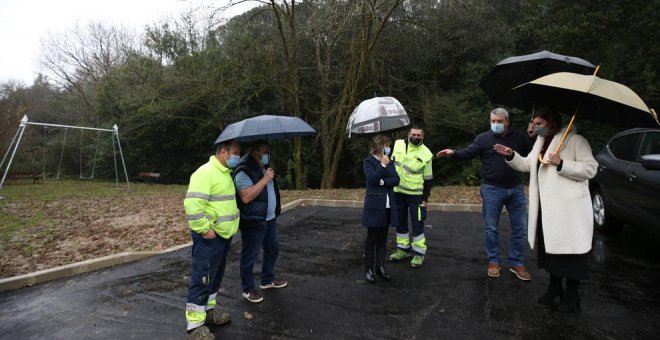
[376,265,391,281]
[558,280,581,313]
[365,268,376,284]
[538,275,564,306]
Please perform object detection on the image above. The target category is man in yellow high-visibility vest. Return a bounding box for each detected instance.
[183,140,241,340]
[389,125,433,268]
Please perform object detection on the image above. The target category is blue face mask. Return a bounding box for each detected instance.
[383,147,391,156]
[226,154,240,169]
[491,123,505,135]
[260,153,270,165]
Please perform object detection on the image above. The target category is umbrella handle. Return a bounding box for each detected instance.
[539,65,600,166]
[538,108,579,165]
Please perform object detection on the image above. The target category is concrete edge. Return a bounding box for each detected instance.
[0,199,481,292]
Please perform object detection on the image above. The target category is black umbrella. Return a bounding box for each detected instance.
[213,115,316,167]
[479,50,596,108]
[214,115,315,144]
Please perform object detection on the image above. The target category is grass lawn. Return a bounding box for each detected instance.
[0,179,481,279]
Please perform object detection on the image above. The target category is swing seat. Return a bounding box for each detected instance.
[6,171,41,184]
[135,172,160,182]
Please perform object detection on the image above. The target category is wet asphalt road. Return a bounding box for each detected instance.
[1,207,659,339]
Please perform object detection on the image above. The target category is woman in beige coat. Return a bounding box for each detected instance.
[494,107,597,313]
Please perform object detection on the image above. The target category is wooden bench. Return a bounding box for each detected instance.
[135,172,160,182]
[5,170,41,184]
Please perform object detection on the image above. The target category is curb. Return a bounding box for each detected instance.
[0,199,480,292]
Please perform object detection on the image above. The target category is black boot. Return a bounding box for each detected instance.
[376,264,391,281]
[365,267,376,284]
[538,275,564,305]
[558,280,581,313]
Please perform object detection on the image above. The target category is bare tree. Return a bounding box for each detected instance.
[311,0,404,188]
[39,22,136,125]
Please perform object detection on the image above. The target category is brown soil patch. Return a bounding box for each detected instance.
[0,186,482,279]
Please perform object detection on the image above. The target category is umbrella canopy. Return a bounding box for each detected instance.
[479,50,596,107]
[511,72,659,128]
[214,115,316,144]
[346,96,410,138]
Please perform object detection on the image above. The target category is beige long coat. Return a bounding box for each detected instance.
[507,127,598,254]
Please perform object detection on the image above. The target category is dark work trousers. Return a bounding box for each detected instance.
[364,208,391,270]
[394,192,425,255]
[240,218,279,292]
[187,231,232,307]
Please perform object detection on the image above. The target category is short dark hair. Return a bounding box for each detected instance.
[250,139,270,154]
[409,124,423,132]
[215,140,235,153]
[533,107,563,135]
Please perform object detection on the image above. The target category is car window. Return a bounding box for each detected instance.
[608,133,640,162]
[639,131,660,158]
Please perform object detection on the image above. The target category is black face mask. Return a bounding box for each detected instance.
[409,137,422,146]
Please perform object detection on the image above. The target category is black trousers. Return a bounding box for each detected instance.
[364,208,391,269]
[537,211,589,281]
[365,227,389,269]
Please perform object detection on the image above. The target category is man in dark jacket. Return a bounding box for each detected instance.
[436,108,534,281]
[233,140,287,303]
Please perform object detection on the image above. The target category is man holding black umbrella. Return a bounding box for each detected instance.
[436,108,534,280]
[233,139,287,304]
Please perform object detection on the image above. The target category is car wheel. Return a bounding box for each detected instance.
[591,188,623,235]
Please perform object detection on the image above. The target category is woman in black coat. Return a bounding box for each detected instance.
[362,134,400,283]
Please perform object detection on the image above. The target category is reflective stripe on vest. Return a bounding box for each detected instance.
[215,213,239,224]
[391,139,432,196]
[186,212,205,221]
[184,156,240,238]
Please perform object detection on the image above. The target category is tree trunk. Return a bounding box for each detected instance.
[320,0,403,188]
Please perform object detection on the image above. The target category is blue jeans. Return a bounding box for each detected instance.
[480,184,527,266]
[240,219,279,292]
[187,231,232,307]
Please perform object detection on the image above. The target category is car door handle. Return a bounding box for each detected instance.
[627,173,637,181]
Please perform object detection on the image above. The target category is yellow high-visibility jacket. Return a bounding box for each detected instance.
[392,139,433,196]
[183,155,240,239]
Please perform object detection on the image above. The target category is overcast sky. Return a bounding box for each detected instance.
[0,0,256,85]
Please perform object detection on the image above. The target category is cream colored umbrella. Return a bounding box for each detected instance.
[512,68,659,163]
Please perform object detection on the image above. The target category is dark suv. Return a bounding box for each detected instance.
[591,128,660,235]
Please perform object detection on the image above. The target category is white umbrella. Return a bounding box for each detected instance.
[512,69,659,164]
[345,96,411,138]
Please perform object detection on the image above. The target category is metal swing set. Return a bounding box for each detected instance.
[0,115,131,192]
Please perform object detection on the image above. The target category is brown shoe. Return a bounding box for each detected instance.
[187,326,215,340]
[260,278,288,289]
[242,289,264,303]
[205,309,230,326]
[510,265,532,281]
[487,263,501,278]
